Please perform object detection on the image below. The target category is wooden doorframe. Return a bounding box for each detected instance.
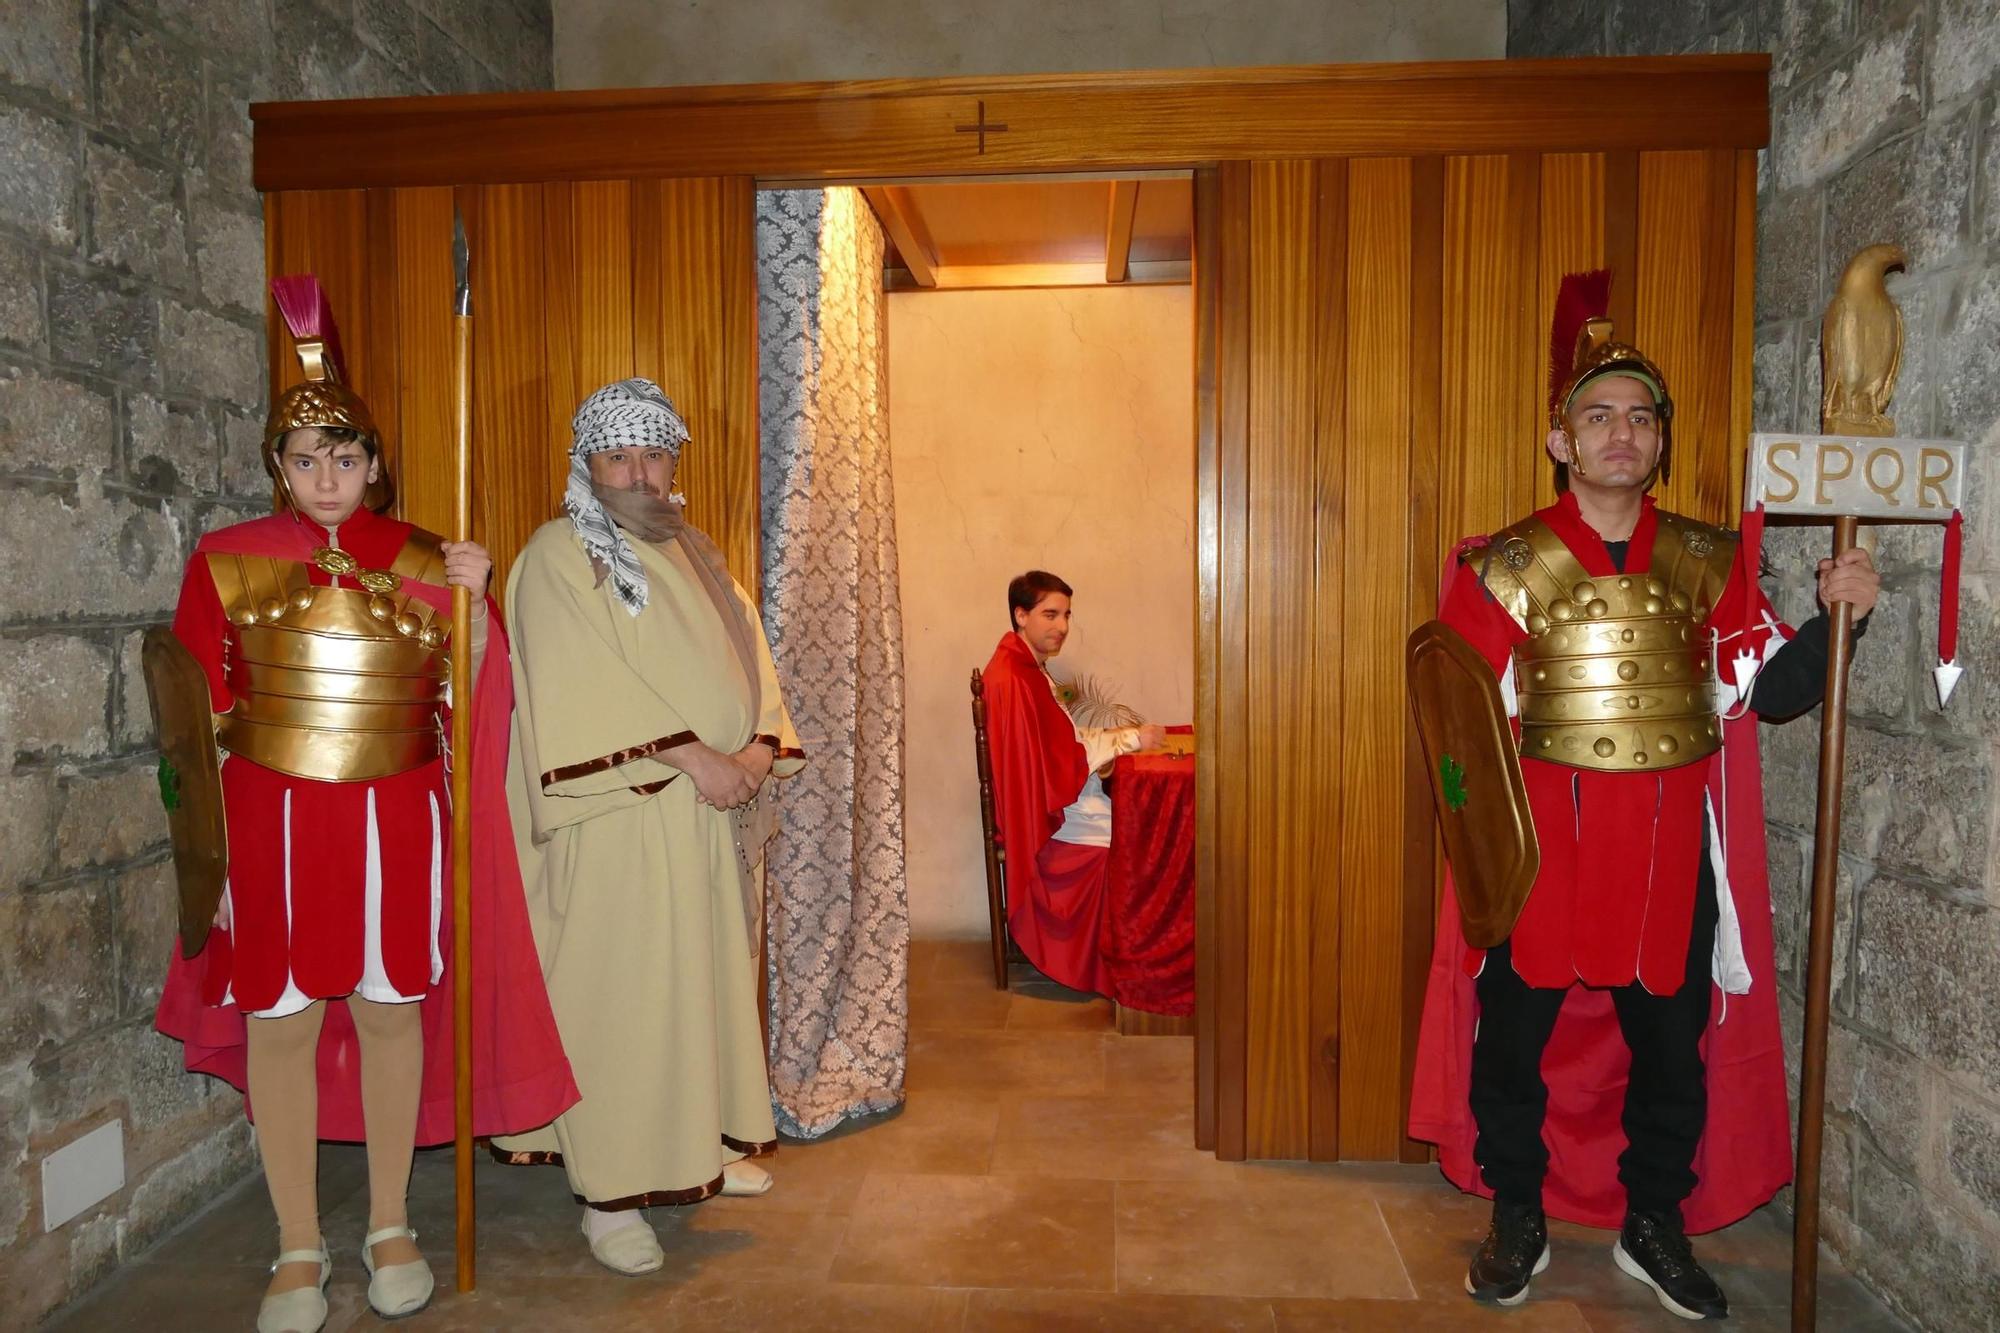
[253,56,1770,1164]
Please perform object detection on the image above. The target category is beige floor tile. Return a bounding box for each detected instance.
[779,1090,1001,1176]
[912,937,998,985]
[832,1173,1117,1291]
[668,1277,968,1331]
[911,976,1017,1031]
[1115,1177,1414,1300]
[1272,1296,1594,1331]
[963,1287,1278,1331]
[400,1275,678,1331]
[1006,993,1115,1031]
[662,1204,852,1285]
[991,1094,1236,1181]
[907,1028,1108,1097]
[1104,1032,1194,1093]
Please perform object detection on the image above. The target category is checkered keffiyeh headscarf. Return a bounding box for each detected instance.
[565,378,691,616]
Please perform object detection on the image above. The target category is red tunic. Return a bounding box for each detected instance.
[155,511,578,1144]
[981,632,1111,993]
[1409,493,1795,1232]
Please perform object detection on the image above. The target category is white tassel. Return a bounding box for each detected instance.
[1934,658,1964,708]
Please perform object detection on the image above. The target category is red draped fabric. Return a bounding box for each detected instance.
[1102,744,1195,1015]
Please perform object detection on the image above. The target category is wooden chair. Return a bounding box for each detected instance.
[969,668,1011,989]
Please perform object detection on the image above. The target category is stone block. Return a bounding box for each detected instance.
[1931,0,2000,107]
[54,763,168,872]
[0,768,57,891]
[1936,267,2000,444]
[1959,423,2000,573]
[0,486,184,622]
[47,268,157,385]
[115,857,177,1018]
[358,0,424,69]
[0,633,112,760]
[1985,95,2000,250]
[67,1210,122,1293]
[1771,16,1923,189]
[116,627,156,750]
[159,300,260,405]
[1844,571,1915,722]
[0,104,81,249]
[1826,1023,1928,1172]
[192,199,264,316]
[27,1017,209,1141]
[142,0,273,73]
[0,363,116,478]
[0,229,46,353]
[126,393,217,496]
[1826,116,1976,287]
[1767,825,1807,982]
[203,78,257,204]
[220,409,269,498]
[274,0,418,100]
[0,882,117,1055]
[1851,1144,2000,1333]
[416,14,495,94]
[85,140,192,289]
[1752,321,1798,433]
[1944,1092,2000,1221]
[1507,0,1602,57]
[94,15,205,166]
[121,1118,256,1257]
[1603,0,1704,56]
[1771,0,1852,90]
[1756,696,1823,830]
[1921,574,1997,742]
[1,0,88,112]
[1753,187,1821,326]
[1843,727,1989,883]
[1853,875,2000,1086]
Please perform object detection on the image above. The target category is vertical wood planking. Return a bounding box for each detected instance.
[1305,158,1348,1163]
[389,187,456,542]
[1242,160,1317,1161]
[1533,154,1606,514]
[265,190,377,509]
[1728,149,1758,519]
[1440,155,1540,551]
[718,176,762,586]
[540,180,584,504]
[1337,156,1414,1159]
[1400,157,1445,1162]
[1192,166,1221,1153]
[1211,161,1254,1162]
[457,183,549,583]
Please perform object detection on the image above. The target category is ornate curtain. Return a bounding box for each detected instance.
[756,188,909,1137]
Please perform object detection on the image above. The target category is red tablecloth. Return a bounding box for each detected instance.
[1102,743,1196,1016]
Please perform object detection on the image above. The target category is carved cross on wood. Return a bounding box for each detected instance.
[954,100,1009,154]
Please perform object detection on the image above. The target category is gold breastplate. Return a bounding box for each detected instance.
[1473,510,1737,773]
[209,533,451,782]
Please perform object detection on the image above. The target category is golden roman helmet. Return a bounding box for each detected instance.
[1547,271,1675,484]
[263,275,394,514]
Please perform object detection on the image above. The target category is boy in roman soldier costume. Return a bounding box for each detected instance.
[151,278,576,1333]
[1408,272,1878,1319]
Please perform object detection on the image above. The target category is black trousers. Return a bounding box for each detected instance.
[1469,843,1720,1221]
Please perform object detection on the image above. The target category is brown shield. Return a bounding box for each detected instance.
[1406,620,1539,948]
[141,627,228,958]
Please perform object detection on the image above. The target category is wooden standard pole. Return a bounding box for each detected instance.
[1791,513,1858,1331]
[450,214,476,1294]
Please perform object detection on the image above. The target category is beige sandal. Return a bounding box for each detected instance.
[256,1248,330,1333]
[361,1225,435,1319]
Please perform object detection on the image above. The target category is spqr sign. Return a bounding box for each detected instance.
[1746,433,1967,518]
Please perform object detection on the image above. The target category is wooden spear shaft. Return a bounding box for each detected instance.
[1791,513,1858,1331]
[450,214,476,1294]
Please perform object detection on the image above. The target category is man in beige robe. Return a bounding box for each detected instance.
[493,378,805,1275]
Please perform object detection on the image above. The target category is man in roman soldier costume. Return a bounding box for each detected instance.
[151,278,576,1333]
[1408,272,1878,1319]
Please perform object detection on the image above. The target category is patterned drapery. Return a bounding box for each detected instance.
[756,188,909,1137]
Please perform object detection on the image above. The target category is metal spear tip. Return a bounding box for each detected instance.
[452,210,471,316]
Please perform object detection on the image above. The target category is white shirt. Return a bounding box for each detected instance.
[1041,667,1142,848]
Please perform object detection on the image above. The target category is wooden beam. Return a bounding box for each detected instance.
[862,185,938,288]
[252,56,1773,191]
[884,260,1189,291]
[1105,179,1140,282]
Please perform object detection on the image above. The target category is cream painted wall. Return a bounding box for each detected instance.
[553,0,1503,88]
[890,286,1194,939]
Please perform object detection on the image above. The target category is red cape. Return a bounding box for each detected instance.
[155,514,579,1144]
[981,632,1089,961]
[1408,502,1793,1233]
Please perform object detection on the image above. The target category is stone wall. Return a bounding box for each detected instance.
[1512,3,2000,1330]
[0,2,550,1327]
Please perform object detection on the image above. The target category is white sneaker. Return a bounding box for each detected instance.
[580,1209,664,1276]
[361,1225,435,1319]
[257,1248,330,1333]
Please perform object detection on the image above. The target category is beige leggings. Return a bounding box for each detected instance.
[245,997,424,1252]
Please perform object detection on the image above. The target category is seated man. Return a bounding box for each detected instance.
[982,571,1163,994]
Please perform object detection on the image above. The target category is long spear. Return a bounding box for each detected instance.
[450,210,477,1294]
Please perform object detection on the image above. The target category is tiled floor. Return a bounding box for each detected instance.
[50,940,1909,1331]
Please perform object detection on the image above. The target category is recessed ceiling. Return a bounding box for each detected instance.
[864,175,1192,291]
